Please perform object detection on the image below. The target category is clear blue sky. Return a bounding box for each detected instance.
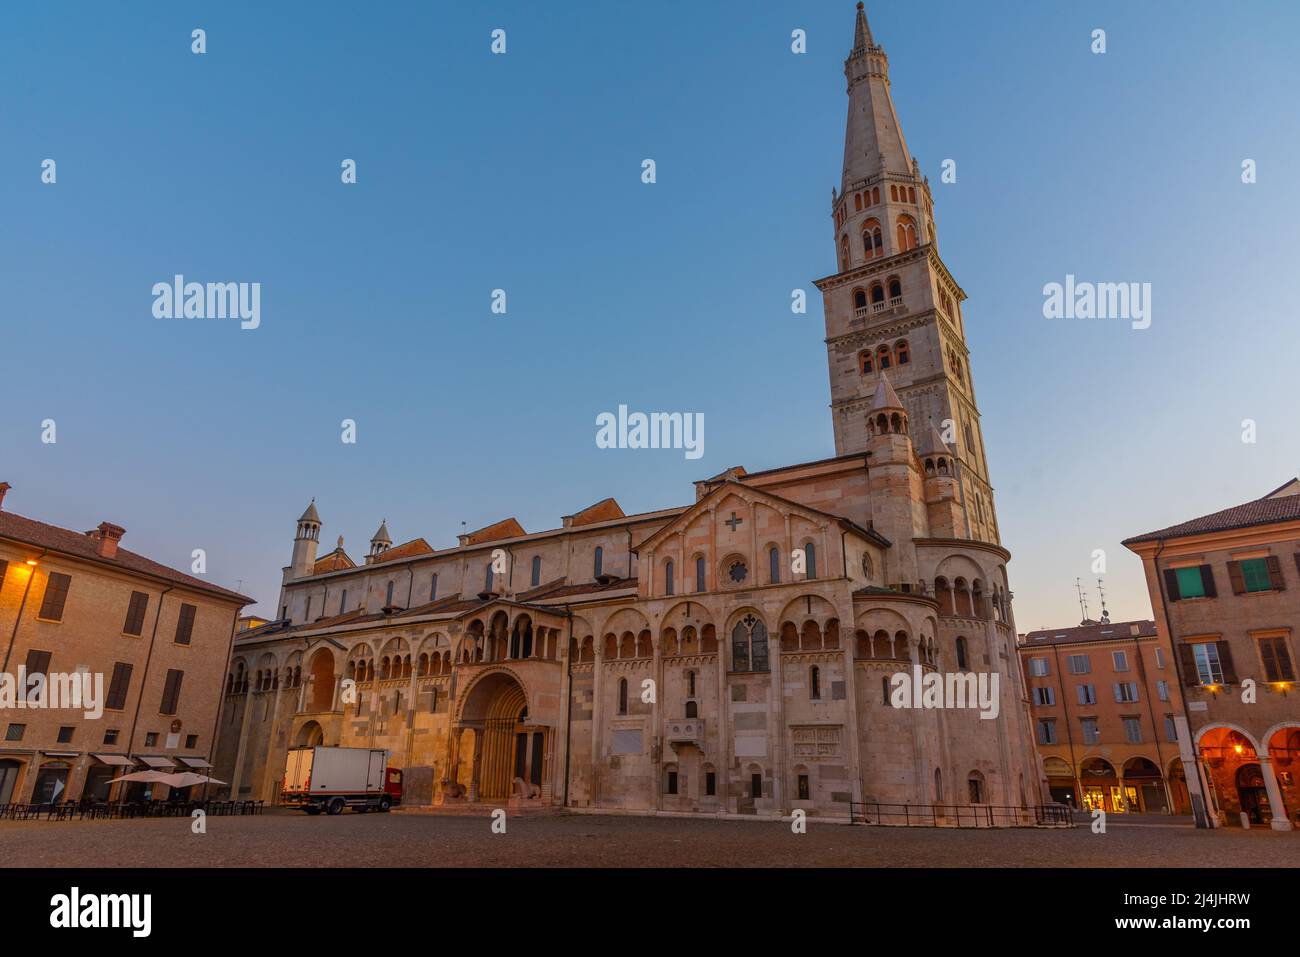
[3,1,1297,629]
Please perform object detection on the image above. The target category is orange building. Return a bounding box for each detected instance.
[1125,479,1300,830]
[1018,619,1191,815]
[0,483,252,805]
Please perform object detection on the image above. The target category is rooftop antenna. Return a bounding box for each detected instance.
[1097,578,1110,624]
[1075,577,1091,625]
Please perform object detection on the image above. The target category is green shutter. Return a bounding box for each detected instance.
[1174,566,1205,599]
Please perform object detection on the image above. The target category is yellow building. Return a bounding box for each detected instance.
[0,482,252,805]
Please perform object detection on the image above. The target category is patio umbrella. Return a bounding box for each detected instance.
[160,772,228,789]
[105,770,174,785]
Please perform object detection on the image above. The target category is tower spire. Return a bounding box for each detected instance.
[852,2,873,53]
[840,3,910,194]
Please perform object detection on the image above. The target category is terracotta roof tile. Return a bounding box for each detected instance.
[1123,482,1300,544]
[1019,620,1157,647]
[371,538,434,565]
[458,518,526,546]
[0,510,252,604]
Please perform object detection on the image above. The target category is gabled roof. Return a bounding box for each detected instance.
[458,517,526,546]
[563,498,625,528]
[1123,480,1300,545]
[371,538,434,565]
[633,479,889,554]
[0,510,252,604]
[312,548,355,574]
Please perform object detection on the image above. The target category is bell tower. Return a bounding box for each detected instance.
[815,3,1001,545]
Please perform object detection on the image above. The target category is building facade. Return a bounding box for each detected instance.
[1018,619,1191,815]
[0,482,251,805]
[1125,479,1300,830]
[214,6,1043,819]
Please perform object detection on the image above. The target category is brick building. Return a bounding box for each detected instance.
[213,6,1044,819]
[0,482,251,804]
[1125,479,1300,830]
[1018,619,1191,815]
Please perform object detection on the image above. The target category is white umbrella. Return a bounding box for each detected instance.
[105,770,173,785]
[160,772,228,788]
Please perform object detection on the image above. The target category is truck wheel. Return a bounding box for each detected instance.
[379,795,392,812]
[326,797,345,816]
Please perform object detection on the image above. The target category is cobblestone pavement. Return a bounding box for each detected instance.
[2,810,1296,867]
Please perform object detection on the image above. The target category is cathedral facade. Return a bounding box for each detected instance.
[214,5,1044,818]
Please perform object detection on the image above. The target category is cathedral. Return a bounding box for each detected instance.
[215,5,1044,818]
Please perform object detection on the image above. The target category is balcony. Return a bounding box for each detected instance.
[665,718,704,748]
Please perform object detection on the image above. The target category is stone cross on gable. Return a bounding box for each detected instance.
[725,512,743,532]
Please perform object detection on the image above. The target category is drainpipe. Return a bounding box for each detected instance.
[1153,539,1211,828]
[128,585,174,760]
[1,548,47,674]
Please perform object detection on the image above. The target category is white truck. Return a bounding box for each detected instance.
[281,746,402,815]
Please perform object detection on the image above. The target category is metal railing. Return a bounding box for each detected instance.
[848,801,1074,828]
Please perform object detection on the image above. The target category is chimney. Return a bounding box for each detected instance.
[0,482,10,510]
[94,522,126,559]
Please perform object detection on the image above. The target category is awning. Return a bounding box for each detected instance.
[93,753,135,766]
[176,757,213,769]
[41,751,79,758]
[136,755,176,769]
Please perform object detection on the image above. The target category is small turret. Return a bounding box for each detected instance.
[289,499,321,580]
[919,425,967,538]
[367,519,392,563]
[865,373,922,584]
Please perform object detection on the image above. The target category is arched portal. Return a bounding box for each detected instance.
[457,672,542,801]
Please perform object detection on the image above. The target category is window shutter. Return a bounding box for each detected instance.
[1200,565,1217,598]
[1112,683,1122,703]
[123,591,149,635]
[1276,639,1295,681]
[38,572,72,621]
[107,662,132,710]
[1261,639,1279,682]
[1176,644,1199,687]
[1265,555,1285,591]
[174,603,196,645]
[160,669,184,714]
[1227,561,1246,595]
[1294,553,1300,578]
[24,649,52,676]
[1216,641,1237,684]
[1163,568,1181,601]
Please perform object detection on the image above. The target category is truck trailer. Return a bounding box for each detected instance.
[281,746,403,815]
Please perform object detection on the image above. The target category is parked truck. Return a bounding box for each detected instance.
[281,746,403,815]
